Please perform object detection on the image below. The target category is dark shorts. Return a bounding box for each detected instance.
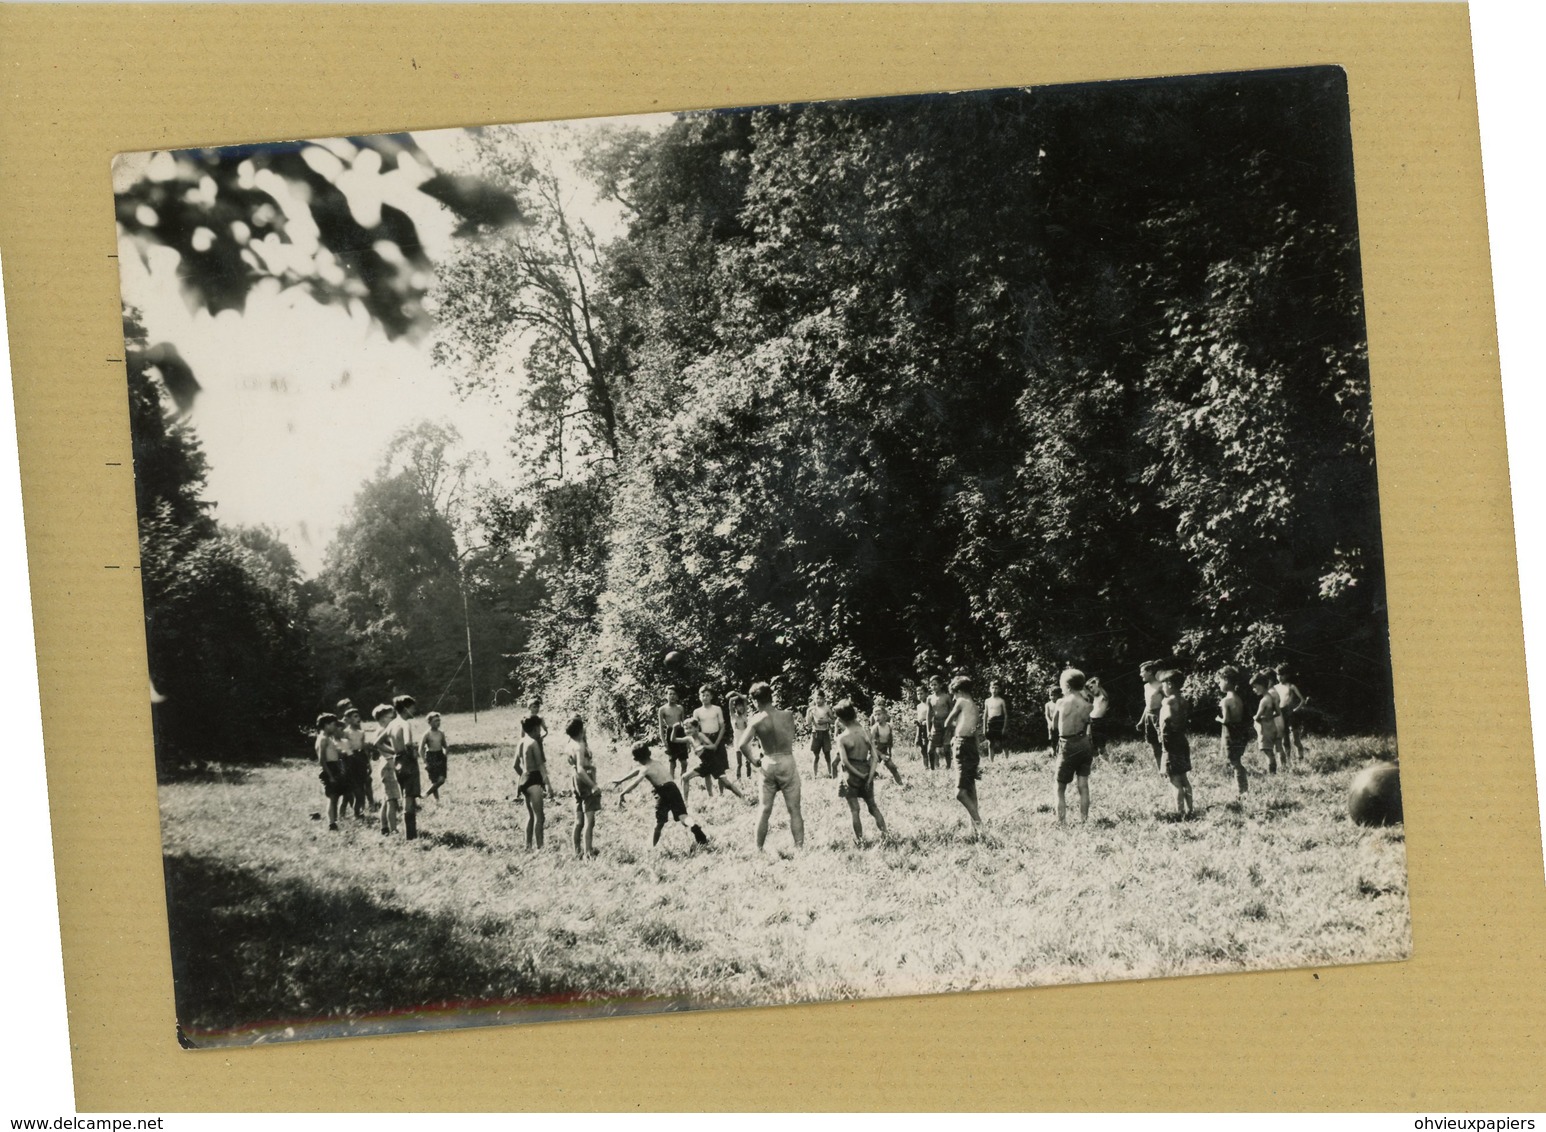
[1221,725,1251,765]
[985,717,1006,742]
[653,781,688,824]
[929,722,949,750]
[395,755,422,799]
[810,730,831,756]
[574,788,602,815]
[1056,734,1094,784]
[346,752,370,788]
[876,742,894,762]
[914,723,928,747]
[1161,732,1192,775]
[684,760,715,782]
[320,766,348,798]
[667,740,692,767]
[954,736,981,789]
[838,773,874,801]
[425,750,448,784]
[705,742,730,777]
[519,772,545,795]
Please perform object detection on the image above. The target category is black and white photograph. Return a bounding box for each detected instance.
[113,67,1409,1047]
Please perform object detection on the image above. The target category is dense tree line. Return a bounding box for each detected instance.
[128,67,1394,766]
[444,67,1390,731]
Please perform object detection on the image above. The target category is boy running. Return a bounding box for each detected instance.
[806,688,835,778]
[1053,668,1095,824]
[617,743,709,848]
[681,717,748,805]
[1137,661,1164,770]
[1158,670,1194,818]
[982,681,1008,760]
[1216,666,1252,797]
[567,715,601,858]
[835,700,887,844]
[942,676,983,836]
[736,681,805,852]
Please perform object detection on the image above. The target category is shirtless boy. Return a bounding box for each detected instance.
[835,700,887,844]
[927,676,954,772]
[1272,666,1306,765]
[658,688,690,778]
[806,688,836,778]
[982,680,1009,760]
[913,687,930,761]
[1158,670,1194,818]
[1216,666,1252,797]
[681,717,748,805]
[1136,661,1164,770]
[736,681,805,852]
[870,701,904,785]
[617,743,709,848]
[942,676,983,837]
[1053,668,1095,824]
[692,684,730,796]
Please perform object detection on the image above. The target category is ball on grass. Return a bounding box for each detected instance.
[1348,762,1402,826]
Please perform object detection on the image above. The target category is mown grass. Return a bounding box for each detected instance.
[158,710,1409,1045]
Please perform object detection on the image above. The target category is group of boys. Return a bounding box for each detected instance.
[312,694,449,841]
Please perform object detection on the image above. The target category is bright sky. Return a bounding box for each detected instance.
[116,113,670,575]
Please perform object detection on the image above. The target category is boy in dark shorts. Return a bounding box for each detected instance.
[927,676,953,772]
[1215,665,1251,797]
[912,686,929,762]
[658,688,690,778]
[617,743,709,847]
[835,700,887,844]
[942,675,983,837]
[314,713,346,831]
[870,700,904,785]
[516,714,550,850]
[727,691,756,778]
[340,706,371,819]
[421,711,449,800]
[1053,668,1094,824]
[1044,684,1061,753]
[387,695,422,840]
[806,687,835,778]
[1158,669,1194,818]
[692,684,730,796]
[566,715,601,859]
[982,681,1008,760]
[1273,665,1307,765]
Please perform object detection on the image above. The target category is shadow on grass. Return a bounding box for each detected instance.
[163,854,601,1045]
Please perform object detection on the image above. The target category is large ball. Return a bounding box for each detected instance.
[663,650,684,670]
[1348,762,1402,826]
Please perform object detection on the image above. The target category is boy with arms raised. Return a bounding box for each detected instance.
[616,742,709,848]
[942,675,984,837]
[835,700,887,844]
[1158,670,1194,818]
[736,681,805,852]
[1053,668,1095,824]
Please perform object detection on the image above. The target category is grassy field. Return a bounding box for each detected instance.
[158,708,1409,1046]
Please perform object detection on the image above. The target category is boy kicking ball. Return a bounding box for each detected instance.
[617,743,710,848]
